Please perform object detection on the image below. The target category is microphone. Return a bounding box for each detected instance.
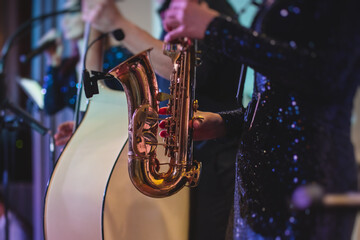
[82,29,125,99]
[19,39,57,63]
[112,29,125,41]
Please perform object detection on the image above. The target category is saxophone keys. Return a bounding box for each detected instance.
[185,160,202,187]
[195,57,202,67]
[195,50,202,66]
[151,158,160,172]
[156,92,172,102]
[192,99,199,112]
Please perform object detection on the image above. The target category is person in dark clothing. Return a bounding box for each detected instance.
[157,2,241,239]
[80,1,242,239]
[163,0,360,239]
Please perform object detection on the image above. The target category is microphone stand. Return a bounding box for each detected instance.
[0,78,52,240]
[0,6,78,240]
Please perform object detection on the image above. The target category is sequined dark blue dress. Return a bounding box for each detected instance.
[203,0,360,239]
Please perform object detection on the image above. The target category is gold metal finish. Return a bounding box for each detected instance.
[108,47,201,198]
[156,92,172,102]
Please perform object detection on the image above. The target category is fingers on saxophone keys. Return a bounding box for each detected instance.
[191,115,204,129]
[193,115,204,122]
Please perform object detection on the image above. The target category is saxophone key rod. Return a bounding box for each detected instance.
[145,141,178,148]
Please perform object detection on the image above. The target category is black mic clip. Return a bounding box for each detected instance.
[83,69,116,99]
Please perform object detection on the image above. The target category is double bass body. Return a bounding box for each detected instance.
[44,49,190,240]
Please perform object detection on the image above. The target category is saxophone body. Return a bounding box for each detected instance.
[108,42,201,198]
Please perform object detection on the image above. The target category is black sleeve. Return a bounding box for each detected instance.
[203,0,360,99]
[218,108,245,138]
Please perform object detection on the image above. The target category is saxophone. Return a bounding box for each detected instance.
[108,39,201,198]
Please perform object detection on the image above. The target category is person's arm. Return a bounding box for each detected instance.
[82,0,173,79]
[191,110,226,141]
[201,16,321,95]
[163,0,359,99]
[85,27,105,71]
[39,28,62,67]
[186,107,245,141]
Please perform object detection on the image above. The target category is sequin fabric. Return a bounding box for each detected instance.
[43,56,79,115]
[205,0,360,239]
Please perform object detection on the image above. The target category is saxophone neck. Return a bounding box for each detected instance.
[163,38,193,63]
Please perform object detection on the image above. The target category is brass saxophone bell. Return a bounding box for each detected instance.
[108,47,201,198]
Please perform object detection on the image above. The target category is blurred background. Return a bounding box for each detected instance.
[0,0,358,239]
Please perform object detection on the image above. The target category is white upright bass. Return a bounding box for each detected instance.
[44,13,190,240]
